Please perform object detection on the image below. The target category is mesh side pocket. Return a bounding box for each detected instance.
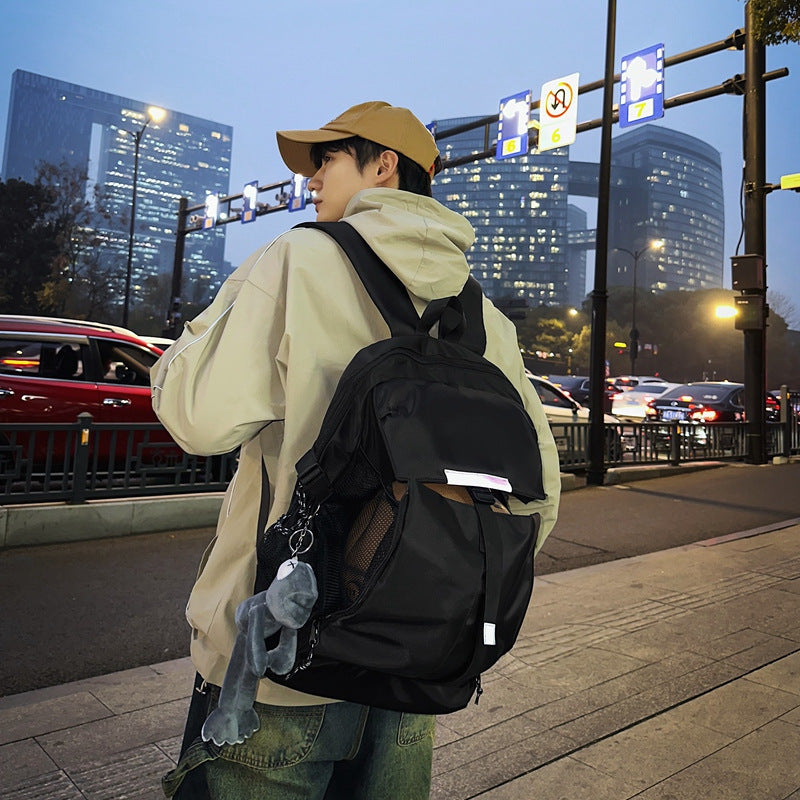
[342,488,399,603]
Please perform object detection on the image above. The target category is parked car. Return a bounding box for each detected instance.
[544,374,618,413]
[611,382,678,423]
[610,375,664,390]
[644,381,779,452]
[0,315,167,466]
[646,382,779,424]
[527,372,623,461]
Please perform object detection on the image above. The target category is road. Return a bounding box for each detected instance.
[2,461,799,696]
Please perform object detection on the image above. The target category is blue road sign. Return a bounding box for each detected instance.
[203,193,219,229]
[496,90,531,160]
[288,174,309,212]
[619,43,664,128]
[241,180,258,224]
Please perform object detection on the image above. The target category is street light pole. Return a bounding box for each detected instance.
[614,240,663,374]
[122,106,165,329]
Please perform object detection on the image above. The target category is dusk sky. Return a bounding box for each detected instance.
[2,1,799,318]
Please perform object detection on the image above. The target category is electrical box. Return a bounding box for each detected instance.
[731,254,765,291]
[734,294,766,330]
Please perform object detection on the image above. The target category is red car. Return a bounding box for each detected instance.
[0,315,169,466]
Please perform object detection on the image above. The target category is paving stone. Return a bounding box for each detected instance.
[0,769,84,799]
[70,744,173,800]
[432,712,547,775]
[433,720,461,748]
[724,637,800,672]
[0,692,112,746]
[87,670,192,715]
[666,678,800,739]
[572,708,732,790]
[509,645,646,696]
[523,650,711,733]
[0,739,57,787]
[473,754,640,800]
[431,674,549,738]
[36,699,187,772]
[430,729,577,800]
[634,719,800,800]
[744,650,800,695]
[153,735,181,765]
[553,660,742,747]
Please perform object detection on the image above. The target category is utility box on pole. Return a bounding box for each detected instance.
[731,253,765,290]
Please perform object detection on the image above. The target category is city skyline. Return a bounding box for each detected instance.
[1,1,798,323]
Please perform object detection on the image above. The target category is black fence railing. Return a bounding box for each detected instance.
[2,400,799,503]
[0,413,237,505]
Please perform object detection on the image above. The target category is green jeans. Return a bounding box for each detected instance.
[204,699,435,800]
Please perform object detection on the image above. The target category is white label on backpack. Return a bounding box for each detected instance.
[483,622,497,646]
[444,469,512,493]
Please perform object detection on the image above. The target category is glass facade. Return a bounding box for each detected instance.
[432,115,572,305]
[2,70,233,309]
[431,117,724,308]
[609,125,724,293]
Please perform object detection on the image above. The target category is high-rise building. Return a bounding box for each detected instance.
[608,125,725,293]
[432,115,572,306]
[2,70,233,311]
[432,116,724,306]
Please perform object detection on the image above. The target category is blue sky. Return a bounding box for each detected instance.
[2,0,799,313]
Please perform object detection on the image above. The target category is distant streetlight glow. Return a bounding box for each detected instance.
[715,305,737,319]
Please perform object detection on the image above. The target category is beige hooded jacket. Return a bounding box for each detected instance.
[151,187,561,706]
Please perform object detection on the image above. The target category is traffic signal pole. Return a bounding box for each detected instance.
[586,0,617,487]
[742,1,768,465]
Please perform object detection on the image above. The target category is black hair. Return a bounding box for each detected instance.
[309,136,433,197]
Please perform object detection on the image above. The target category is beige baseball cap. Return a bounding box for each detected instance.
[276,101,441,178]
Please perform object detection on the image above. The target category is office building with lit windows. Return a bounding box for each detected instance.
[431,117,723,307]
[2,70,232,309]
[432,115,573,306]
[608,124,724,293]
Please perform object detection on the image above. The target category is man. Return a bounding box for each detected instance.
[153,101,561,799]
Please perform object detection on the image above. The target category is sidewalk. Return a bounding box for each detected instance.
[2,521,799,799]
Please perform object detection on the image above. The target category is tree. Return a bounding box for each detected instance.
[34,161,123,319]
[746,0,800,45]
[0,178,60,314]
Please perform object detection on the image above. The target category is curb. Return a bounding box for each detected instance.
[0,493,223,549]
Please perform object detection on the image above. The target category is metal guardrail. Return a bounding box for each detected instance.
[0,413,237,505]
[552,415,800,472]
[2,400,799,503]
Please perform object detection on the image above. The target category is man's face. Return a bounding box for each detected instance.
[308,148,382,222]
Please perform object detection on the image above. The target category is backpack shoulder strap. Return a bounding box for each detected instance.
[294,220,417,336]
[294,220,486,354]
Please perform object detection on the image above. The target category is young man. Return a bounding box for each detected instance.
[153,101,561,799]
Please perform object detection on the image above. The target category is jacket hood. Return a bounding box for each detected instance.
[341,188,475,301]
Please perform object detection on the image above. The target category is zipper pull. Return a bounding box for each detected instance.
[473,675,483,705]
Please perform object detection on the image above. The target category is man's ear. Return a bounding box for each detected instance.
[375,150,400,188]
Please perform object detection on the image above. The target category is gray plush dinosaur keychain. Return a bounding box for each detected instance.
[201,558,318,746]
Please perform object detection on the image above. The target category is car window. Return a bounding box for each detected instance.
[96,340,158,386]
[532,380,575,409]
[0,338,85,380]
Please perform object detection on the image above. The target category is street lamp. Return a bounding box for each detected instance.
[614,239,664,374]
[122,105,165,328]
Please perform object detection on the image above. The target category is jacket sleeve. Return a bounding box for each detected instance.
[150,243,288,455]
[507,362,562,553]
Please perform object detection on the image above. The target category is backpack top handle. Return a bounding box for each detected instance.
[295,221,486,356]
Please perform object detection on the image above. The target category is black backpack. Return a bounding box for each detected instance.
[254,221,547,714]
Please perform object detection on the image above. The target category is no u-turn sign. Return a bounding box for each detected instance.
[538,72,580,153]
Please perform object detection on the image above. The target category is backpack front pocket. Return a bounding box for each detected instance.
[316,480,537,682]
